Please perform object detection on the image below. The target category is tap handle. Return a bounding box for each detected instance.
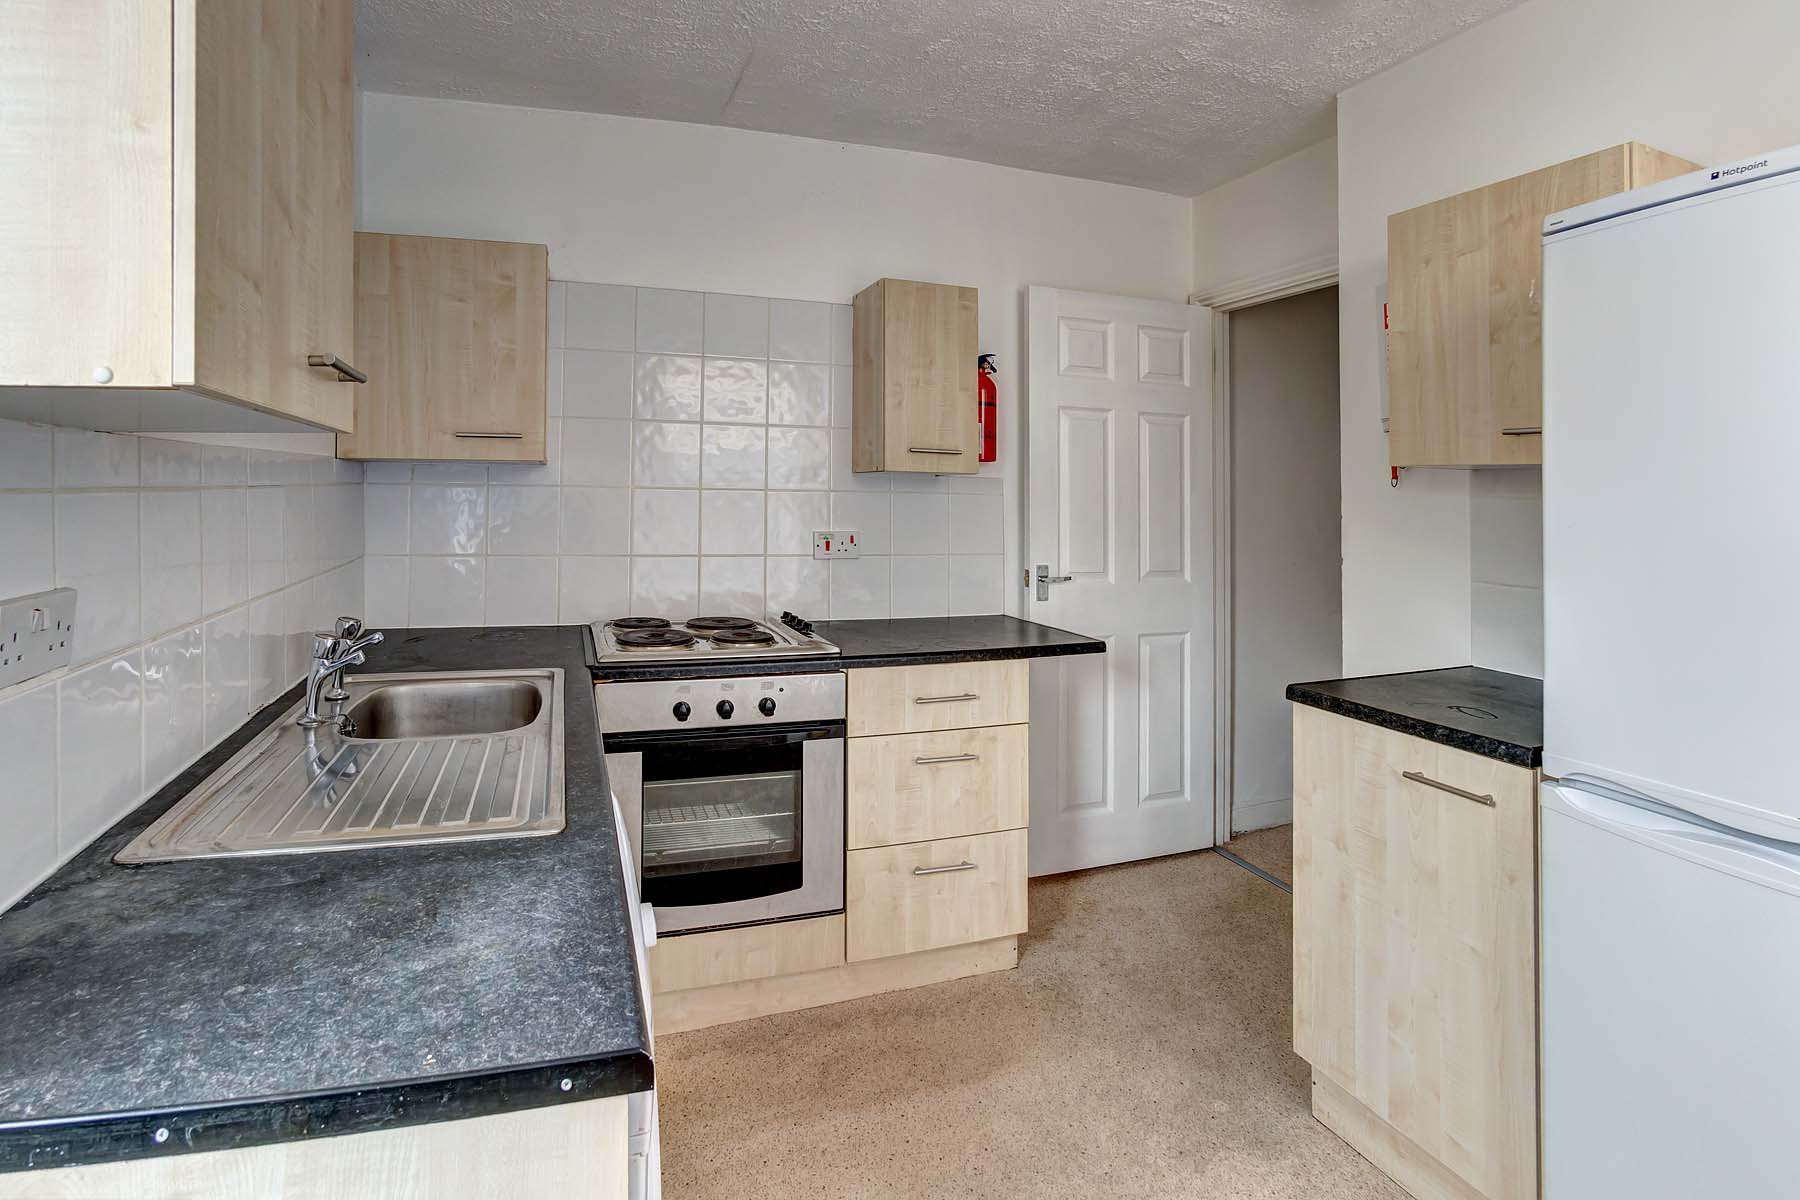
[364,631,384,647]
[312,632,340,660]
[335,616,363,640]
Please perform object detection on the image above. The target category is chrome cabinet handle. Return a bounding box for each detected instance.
[908,446,964,455]
[1401,770,1496,807]
[453,431,525,439]
[307,353,367,384]
[1500,426,1542,436]
[914,753,980,765]
[914,693,979,705]
[913,861,977,876]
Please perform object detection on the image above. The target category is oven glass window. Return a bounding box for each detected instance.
[638,734,805,906]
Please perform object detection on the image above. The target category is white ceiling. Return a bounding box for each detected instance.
[357,0,1522,196]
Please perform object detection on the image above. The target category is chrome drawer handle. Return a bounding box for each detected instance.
[914,753,979,765]
[1401,770,1496,807]
[914,693,979,705]
[913,861,977,876]
[307,353,367,384]
[453,431,525,439]
[1500,426,1542,436]
[908,446,964,455]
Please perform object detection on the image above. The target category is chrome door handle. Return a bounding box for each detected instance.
[453,431,525,439]
[1401,770,1496,807]
[914,753,980,765]
[1500,426,1542,436]
[1034,563,1073,601]
[914,693,979,705]
[908,446,964,455]
[913,861,977,876]
[307,353,367,384]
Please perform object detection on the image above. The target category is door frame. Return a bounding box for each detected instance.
[1189,253,1338,842]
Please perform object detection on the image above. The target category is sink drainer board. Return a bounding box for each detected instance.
[116,670,565,864]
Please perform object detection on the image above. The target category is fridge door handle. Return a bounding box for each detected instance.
[1545,780,1800,897]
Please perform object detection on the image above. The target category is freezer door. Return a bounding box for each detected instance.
[1540,781,1800,1199]
[1542,170,1800,840]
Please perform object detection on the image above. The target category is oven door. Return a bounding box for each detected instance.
[607,721,844,935]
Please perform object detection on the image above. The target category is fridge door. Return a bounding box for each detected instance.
[1542,168,1800,840]
[1541,780,1800,1199]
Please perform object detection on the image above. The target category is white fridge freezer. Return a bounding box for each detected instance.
[1540,146,1800,1198]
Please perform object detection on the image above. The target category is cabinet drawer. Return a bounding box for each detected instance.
[649,914,845,993]
[848,725,1028,849]
[846,829,1027,962]
[846,661,1027,736]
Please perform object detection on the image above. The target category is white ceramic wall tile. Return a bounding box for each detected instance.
[635,289,704,354]
[632,489,699,555]
[634,355,703,422]
[484,556,559,625]
[701,425,765,489]
[1471,471,1544,589]
[490,485,562,555]
[0,684,57,909]
[950,492,1004,555]
[53,429,138,488]
[890,491,951,555]
[410,462,488,485]
[410,486,487,556]
[1472,582,1545,678]
[363,556,409,627]
[632,421,701,487]
[769,299,832,363]
[700,557,763,613]
[831,492,891,555]
[560,487,630,556]
[830,556,891,619]
[364,485,411,555]
[247,593,287,709]
[830,305,855,366]
[409,557,485,627]
[890,555,950,618]
[546,346,564,417]
[830,365,854,428]
[246,486,286,596]
[200,489,248,613]
[767,427,830,491]
[0,493,54,600]
[141,626,205,791]
[890,471,951,494]
[202,609,250,747]
[566,282,635,351]
[55,491,140,662]
[704,294,769,358]
[281,485,316,583]
[701,490,765,555]
[140,489,203,637]
[563,350,635,420]
[363,462,412,483]
[547,281,567,349]
[557,557,629,623]
[0,419,54,489]
[57,653,142,851]
[630,557,699,614]
[139,438,204,486]
[768,363,830,427]
[561,418,631,486]
[765,557,829,616]
[765,492,829,556]
[949,555,1006,615]
[702,359,768,424]
[831,427,889,492]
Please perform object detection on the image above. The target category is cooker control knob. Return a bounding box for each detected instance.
[716,700,735,719]
[672,701,691,722]
[758,697,777,717]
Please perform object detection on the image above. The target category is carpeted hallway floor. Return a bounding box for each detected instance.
[1225,823,1294,885]
[656,837,1400,1199]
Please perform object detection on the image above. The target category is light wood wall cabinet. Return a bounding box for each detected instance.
[0,0,357,431]
[1386,142,1697,466]
[338,234,550,462]
[852,278,980,474]
[1291,704,1538,1200]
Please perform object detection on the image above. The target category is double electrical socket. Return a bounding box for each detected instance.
[0,588,78,690]
[812,530,861,560]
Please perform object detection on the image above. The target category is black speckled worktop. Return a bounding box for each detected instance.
[0,627,651,1176]
[1286,666,1544,768]
[591,615,1104,681]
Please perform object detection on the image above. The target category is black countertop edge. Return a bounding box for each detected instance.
[0,1053,653,1175]
[1285,667,1543,769]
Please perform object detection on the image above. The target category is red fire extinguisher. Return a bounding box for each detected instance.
[977,353,998,463]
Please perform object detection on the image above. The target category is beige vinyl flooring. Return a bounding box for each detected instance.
[656,825,1404,1199]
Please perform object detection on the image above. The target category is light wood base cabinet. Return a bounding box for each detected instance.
[1292,704,1537,1200]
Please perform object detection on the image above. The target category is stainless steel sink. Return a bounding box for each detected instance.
[116,669,564,864]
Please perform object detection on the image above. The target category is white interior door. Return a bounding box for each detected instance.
[1025,286,1215,874]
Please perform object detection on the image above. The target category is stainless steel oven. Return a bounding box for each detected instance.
[598,672,844,936]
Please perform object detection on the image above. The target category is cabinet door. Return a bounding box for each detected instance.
[339,234,549,462]
[853,279,979,474]
[846,829,1028,961]
[1291,705,1536,1200]
[187,0,355,431]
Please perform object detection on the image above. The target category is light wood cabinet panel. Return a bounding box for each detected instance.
[338,233,549,462]
[852,277,980,474]
[1386,141,1697,466]
[1291,704,1537,1200]
[649,914,845,993]
[846,829,1028,962]
[848,725,1028,849]
[846,661,1028,737]
[0,0,357,431]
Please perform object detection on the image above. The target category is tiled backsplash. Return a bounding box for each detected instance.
[362,281,1009,628]
[0,421,363,909]
[1470,468,1544,678]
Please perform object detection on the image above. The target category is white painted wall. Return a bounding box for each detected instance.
[1337,0,1800,676]
[1191,138,1338,301]
[358,92,1196,622]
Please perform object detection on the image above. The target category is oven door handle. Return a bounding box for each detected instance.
[600,719,845,753]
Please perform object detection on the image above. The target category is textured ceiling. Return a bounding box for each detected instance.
[357,0,1523,195]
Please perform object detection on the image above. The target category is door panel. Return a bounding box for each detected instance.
[1026,286,1214,873]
